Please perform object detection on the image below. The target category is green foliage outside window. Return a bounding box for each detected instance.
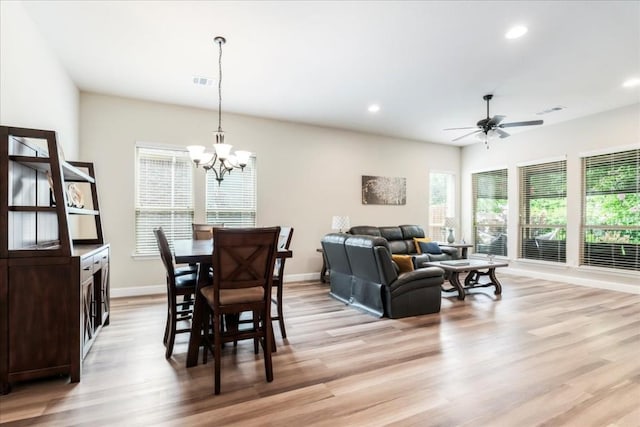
[584,151,640,244]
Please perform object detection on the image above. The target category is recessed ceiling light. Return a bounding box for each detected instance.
[368,104,380,113]
[505,25,528,40]
[622,77,640,88]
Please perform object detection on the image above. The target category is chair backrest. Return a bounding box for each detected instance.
[153,227,175,280]
[274,227,294,279]
[192,223,224,240]
[211,227,280,307]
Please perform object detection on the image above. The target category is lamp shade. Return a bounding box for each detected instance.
[235,150,251,166]
[332,216,350,231]
[187,145,206,161]
[214,143,232,160]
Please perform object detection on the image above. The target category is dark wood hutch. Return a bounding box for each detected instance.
[0,126,110,394]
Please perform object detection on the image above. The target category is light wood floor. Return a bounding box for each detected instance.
[1,275,639,426]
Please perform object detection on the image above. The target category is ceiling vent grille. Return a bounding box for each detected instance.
[192,76,213,86]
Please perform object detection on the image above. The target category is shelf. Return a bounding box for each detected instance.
[20,241,61,250]
[9,155,96,183]
[68,207,99,215]
[8,206,57,212]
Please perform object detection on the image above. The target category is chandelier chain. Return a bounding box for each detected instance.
[217,38,223,133]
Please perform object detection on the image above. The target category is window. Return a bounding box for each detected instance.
[429,172,455,240]
[206,156,257,227]
[472,169,508,256]
[135,145,193,255]
[581,149,639,271]
[518,160,567,262]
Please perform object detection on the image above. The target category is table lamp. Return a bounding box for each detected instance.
[332,216,350,233]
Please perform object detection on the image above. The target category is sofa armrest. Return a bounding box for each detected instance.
[411,253,430,269]
[388,267,444,297]
[391,266,444,287]
[438,246,460,259]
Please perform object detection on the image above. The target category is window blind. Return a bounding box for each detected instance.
[581,148,639,271]
[135,146,194,255]
[518,160,567,262]
[429,172,455,241]
[206,156,256,227]
[472,169,508,256]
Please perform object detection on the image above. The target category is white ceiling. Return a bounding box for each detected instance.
[22,0,640,145]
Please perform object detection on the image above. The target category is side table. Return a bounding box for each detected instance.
[437,242,473,259]
[317,248,329,283]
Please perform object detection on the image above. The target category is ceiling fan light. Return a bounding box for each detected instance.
[505,25,528,39]
[476,130,498,142]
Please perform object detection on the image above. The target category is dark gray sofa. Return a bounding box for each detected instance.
[348,225,460,268]
[321,233,444,318]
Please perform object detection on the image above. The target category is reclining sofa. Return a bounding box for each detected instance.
[321,233,444,318]
[348,225,460,268]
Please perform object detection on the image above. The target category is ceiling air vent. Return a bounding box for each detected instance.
[192,76,213,86]
[536,106,566,115]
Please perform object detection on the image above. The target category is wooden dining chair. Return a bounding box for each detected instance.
[199,226,280,395]
[272,227,294,339]
[192,223,224,240]
[153,227,197,359]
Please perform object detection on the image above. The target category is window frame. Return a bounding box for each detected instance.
[134,143,194,257]
[472,168,508,257]
[518,159,567,263]
[580,147,639,271]
[428,171,456,241]
[205,155,257,227]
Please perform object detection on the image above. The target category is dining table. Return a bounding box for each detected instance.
[173,239,293,368]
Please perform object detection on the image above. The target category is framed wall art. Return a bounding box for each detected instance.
[362,175,406,205]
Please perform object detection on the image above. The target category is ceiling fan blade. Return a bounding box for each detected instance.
[488,115,506,126]
[452,129,481,142]
[495,128,510,138]
[499,120,544,128]
[444,126,477,131]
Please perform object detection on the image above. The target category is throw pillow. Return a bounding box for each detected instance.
[413,237,431,253]
[391,254,414,273]
[418,241,443,255]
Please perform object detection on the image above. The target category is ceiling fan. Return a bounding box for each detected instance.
[444,94,543,143]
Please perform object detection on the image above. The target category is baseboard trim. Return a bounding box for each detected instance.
[111,284,165,298]
[504,267,640,294]
[111,272,321,299]
[111,269,637,299]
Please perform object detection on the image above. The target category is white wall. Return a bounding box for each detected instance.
[0,1,79,157]
[461,103,640,292]
[79,92,460,295]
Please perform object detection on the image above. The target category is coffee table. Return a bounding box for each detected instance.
[424,259,508,300]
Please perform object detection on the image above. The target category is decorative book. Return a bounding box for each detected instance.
[440,260,470,266]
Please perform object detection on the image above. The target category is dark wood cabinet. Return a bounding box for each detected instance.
[0,126,109,394]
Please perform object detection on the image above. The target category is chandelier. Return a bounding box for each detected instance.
[187,36,250,183]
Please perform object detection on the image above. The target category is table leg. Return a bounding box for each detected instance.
[186,262,210,368]
[449,271,466,300]
[319,250,328,283]
[489,268,503,295]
